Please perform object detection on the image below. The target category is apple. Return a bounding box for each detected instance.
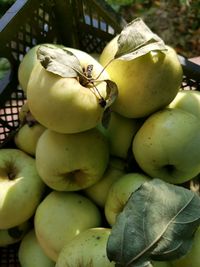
[171,226,200,267]
[168,89,200,118]
[35,127,109,191]
[0,148,46,229]
[14,108,46,157]
[34,190,102,261]
[18,229,55,267]
[56,227,115,267]
[14,123,46,156]
[0,220,31,247]
[99,35,183,118]
[132,108,200,184]
[18,45,40,93]
[104,172,151,226]
[14,101,46,156]
[84,157,126,208]
[27,45,112,134]
[18,43,64,93]
[98,111,142,159]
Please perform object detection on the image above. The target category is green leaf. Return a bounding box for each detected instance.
[115,17,167,61]
[37,45,83,78]
[107,178,200,267]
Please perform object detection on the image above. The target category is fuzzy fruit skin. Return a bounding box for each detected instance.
[105,172,151,226]
[0,149,46,229]
[34,191,102,262]
[35,128,109,191]
[27,47,110,134]
[56,227,115,267]
[132,108,200,184]
[18,229,55,267]
[99,35,183,118]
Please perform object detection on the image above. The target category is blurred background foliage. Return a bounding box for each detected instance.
[106,0,200,58]
[0,0,199,58]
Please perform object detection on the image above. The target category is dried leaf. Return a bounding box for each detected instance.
[100,79,118,127]
[107,178,200,267]
[101,107,111,129]
[104,79,118,109]
[37,45,83,78]
[115,17,167,61]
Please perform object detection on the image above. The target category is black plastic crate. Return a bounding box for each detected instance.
[0,0,126,147]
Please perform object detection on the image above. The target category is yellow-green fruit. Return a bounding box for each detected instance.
[18,229,55,267]
[15,101,46,156]
[98,111,142,159]
[132,108,200,184]
[99,35,183,118]
[14,123,46,156]
[35,128,109,191]
[84,157,126,207]
[0,148,46,229]
[18,43,63,93]
[34,191,102,262]
[105,172,151,226]
[27,47,110,134]
[56,228,115,267]
[18,45,39,93]
[171,227,200,267]
[0,220,30,247]
[168,90,200,119]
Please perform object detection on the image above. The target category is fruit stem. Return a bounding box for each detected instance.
[94,58,114,80]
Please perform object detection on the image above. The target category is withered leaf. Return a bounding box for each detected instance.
[104,79,118,109]
[115,17,167,61]
[37,45,83,78]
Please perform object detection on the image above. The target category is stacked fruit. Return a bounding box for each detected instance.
[0,18,199,267]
